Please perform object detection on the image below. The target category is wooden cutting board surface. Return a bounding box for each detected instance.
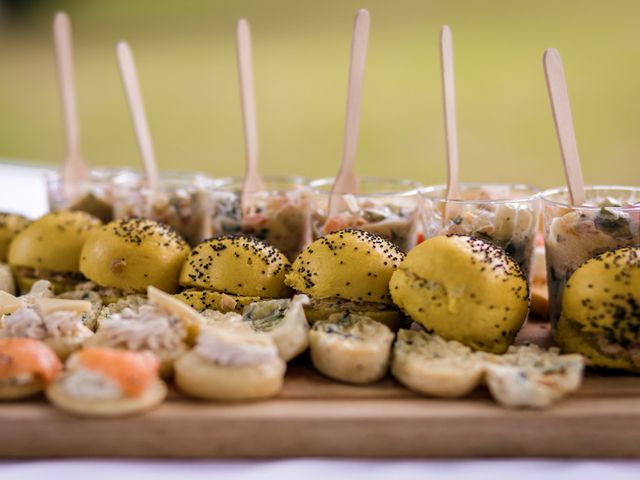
[1,321,640,459]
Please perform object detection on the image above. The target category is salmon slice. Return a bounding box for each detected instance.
[72,348,160,397]
[0,338,63,383]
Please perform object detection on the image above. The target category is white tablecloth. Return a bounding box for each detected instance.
[1,161,639,479]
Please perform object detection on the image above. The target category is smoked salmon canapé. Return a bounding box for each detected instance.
[46,347,167,417]
[0,337,63,400]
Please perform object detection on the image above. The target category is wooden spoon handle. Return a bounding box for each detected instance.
[326,9,370,221]
[543,48,586,205]
[116,41,159,190]
[341,8,370,176]
[440,25,459,201]
[53,11,87,185]
[236,18,265,194]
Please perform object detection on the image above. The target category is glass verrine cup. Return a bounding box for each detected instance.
[421,183,540,279]
[310,177,422,252]
[206,175,312,261]
[46,167,130,223]
[541,186,640,326]
[112,171,214,246]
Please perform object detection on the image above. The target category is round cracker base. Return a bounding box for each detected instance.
[174,351,285,401]
[0,379,44,400]
[46,378,167,418]
[391,356,483,398]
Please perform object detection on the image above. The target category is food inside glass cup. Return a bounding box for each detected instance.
[420,183,540,278]
[541,186,640,325]
[310,177,421,253]
[205,176,312,262]
[46,168,130,223]
[112,171,212,247]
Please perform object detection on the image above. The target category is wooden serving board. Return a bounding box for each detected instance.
[1,321,640,459]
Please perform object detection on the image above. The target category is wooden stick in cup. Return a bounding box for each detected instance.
[543,48,586,205]
[440,25,460,203]
[236,18,266,212]
[116,41,160,192]
[326,9,370,221]
[53,11,88,197]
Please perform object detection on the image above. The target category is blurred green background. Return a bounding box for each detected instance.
[0,0,639,187]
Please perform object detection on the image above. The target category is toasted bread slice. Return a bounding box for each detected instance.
[391,329,484,398]
[482,344,584,408]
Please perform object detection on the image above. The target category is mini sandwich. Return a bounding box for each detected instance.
[389,235,529,354]
[0,287,95,360]
[0,212,30,294]
[8,211,101,294]
[285,229,406,330]
[0,337,62,399]
[175,326,285,401]
[557,246,640,372]
[86,287,195,378]
[176,235,292,314]
[79,217,190,302]
[46,347,167,417]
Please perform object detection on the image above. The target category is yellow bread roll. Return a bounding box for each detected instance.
[80,218,190,294]
[285,229,404,304]
[389,235,529,353]
[179,236,291,298]
[9,211,101,293]
[557,247,640,372]
[0,212,30,263]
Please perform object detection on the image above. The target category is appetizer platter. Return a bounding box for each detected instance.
[1,9,639,459]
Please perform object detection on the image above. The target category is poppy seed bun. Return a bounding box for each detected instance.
[0,213,31,262]
[285,229,404,304]
[179,236,291,298]
[389,235,528,354]
[80,218,189,294]
[9,211,101,293]
[557,247,640,372]
[9,211,101,273]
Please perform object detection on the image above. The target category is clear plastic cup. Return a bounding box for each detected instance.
[310,177,422,252]
[112,171,214,246]
[46,168,129,223]
[205,175,312,261]
[541,186,640,326]
[421,183,540,279]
